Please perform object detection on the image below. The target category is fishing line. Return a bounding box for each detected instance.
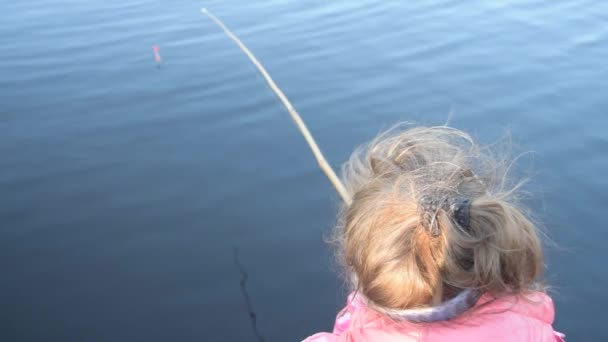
[233,247,266,342]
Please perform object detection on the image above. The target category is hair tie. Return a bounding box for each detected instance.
[418,195,472,236]
[451,198,471,231]
[418,195,442,236]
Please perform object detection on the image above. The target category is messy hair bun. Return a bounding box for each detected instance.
[336,125,543,313]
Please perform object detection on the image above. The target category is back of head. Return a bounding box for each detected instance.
[337,126,543,312]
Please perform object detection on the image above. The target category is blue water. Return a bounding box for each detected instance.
[1,0,607,340]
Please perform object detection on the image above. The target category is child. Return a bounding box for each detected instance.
[304,126,564,341]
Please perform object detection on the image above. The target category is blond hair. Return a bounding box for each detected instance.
[336,125,544,313]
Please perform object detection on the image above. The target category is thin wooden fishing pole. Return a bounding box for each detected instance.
[201,8,352,206]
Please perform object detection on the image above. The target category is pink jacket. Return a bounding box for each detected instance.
[303,292,564,342]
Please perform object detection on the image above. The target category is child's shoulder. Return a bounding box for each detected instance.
[303,292,563,342]
[473,291,555,324]
[427,292,561,342]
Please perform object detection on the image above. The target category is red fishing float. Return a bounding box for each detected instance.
[153,45,161,64]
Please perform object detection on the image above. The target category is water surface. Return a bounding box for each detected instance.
[1,0,607,340]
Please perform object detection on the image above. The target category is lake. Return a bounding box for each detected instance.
[1,0,607,341]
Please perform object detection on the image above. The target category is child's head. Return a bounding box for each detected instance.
[337,126,544,312]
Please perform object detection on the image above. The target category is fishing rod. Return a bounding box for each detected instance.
[201,8,352,206]
[201,10,352,341]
